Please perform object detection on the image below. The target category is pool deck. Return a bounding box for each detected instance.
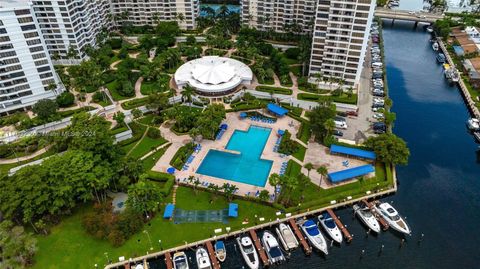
[154,111,302,196]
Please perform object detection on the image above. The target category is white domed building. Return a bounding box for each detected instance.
[174,56,253,96]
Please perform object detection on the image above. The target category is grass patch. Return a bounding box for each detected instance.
[0,148,57,175]
[255,86,292,95]
[296,121,311,144]
[141,143,171,172]
[106,81,129,101]
[128,131,167,159]
[285,159,302,177]
[292,145,306,162]
[169,142,195,170]
[121,97,148,110]
[33,187,277,269]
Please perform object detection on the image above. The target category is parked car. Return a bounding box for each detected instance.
[333,130,344,137]
[373,122,386,129]
[346,110,358,117]
[373,91,384,97]
[335,121,348,129]
[373,113,384,120]
[372,103,384,108]
[335,116,346,122]
[372,74,383,79]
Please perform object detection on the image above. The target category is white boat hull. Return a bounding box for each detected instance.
[261,231,285,264]
[275,223,299,251]
[236,237,260,269]
[301,222,328,255]
[318,215,343,244]
[375,203,411,235]
[196,247,212,269]
[354,205,381,233]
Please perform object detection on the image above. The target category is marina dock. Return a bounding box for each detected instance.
[164,252,173,269]
[124,263,130,269]
[205,241,221,269]
[326,208,353,243]
[288,219,312,255]
[249,229,269,266]
[362,199,389,230]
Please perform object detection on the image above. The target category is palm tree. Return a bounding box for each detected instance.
[304,163,314,177]
[181,85,195,103]
[316,166,328,186]
[323,118,335,137]
[193,178,201,194]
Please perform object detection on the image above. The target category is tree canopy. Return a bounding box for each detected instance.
[32,99,58,121]
[190,104,226,140]
[309,102,337,142]
[365,133,410,165]
[0,220,37,268]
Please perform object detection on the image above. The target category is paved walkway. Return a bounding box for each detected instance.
[152,123,191,173]
[134,77,146,98]
[0,145,51,164]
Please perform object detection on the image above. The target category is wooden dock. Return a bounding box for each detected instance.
[362,199,389,230]
[326,208,353,243]
[164,252,173,269]
[124,263,130,269]
[249,229,269,266]
[205,241,221,269]
[288,219,312,255]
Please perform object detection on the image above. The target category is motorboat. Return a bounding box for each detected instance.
[134,264,144,269]
[450,68,460,82]
[353,204,381,233]
[261,231,285,264]
[427,26,434,33]
[196,247,212,269]
[301,219,328,255]
[236,236,260,269]
[214,241,226,262]
[173,252,189,269]
[436,53,446,63]
[467,118,480,131]
[318,212,343,244]
[375,202,411,235]
[275,223,299,251]
[432,42,439,51]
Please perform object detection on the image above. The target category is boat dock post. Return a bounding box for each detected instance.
[362,199,389,230]
[288,219,312,255]
[205,241,221,269]
[326,208,353,243]
[164,252,173,269]
[124,263,130,269]
[143,258,149,269]
[249,229,270,266]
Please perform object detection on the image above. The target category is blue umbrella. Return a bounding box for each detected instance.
[167,167,175,174]
[277,129,285,135]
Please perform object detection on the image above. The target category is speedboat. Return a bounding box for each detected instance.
[436,53,446,63]
[275,223,299,251]
[375,202,411,235]
[451,68,460,83]
[261,231,285,264]
[467,118,480,131]
[236,236,259,269]
[427,26,434,33]
[318,212,343,244]
[432,42,439,51]
[353,204,381,233]
[173,252,189,269]
[214,241,226,262]
[134,264,144,269]
[301,219,328,255]
[196,247,212,269]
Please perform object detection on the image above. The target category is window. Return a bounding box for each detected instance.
[17,17,34,24]
[29,46,44,53]
[26,39,41,46]
[32,53,46,59]
[34,59,48,66]
[0,36,10,42]
[14,9,31,16]
[0,44,13,50]
[39,72,53,79]
[21,24,37,31]
[0,51,16,58]
[37,66,51,73]
[23,32,39,39]
[0,28,6,34]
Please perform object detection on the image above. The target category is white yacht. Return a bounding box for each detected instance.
[196,247,212,269]
[301,219,328,255]
[318,212,343,244]
[275,223,299,251]
[432,42,439,51]
[173,252,189,269]
[236,236,260,269]
[353,204,381,233]
[467,118,480,131]
[261,231,285,264]
[427,26,434,33]
[375,202,411,235]
[134,264,144,269]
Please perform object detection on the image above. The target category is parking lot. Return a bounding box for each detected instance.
[337,22,385,143]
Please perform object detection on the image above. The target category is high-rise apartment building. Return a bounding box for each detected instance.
[309,0,375,87]
[110,0,199,30]
[0,0,63,115]
[241,0,316,33]
[32,0,112,60]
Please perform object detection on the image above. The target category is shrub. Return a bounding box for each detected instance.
[169,142,195,170]
[147,127,161,139]
[108,38,123,49]
[55,92,75,107]
[278,130,299,155]
[285,47,300,59]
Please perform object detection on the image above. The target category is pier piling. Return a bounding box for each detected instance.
[249,229,269,266]
[288,219,312,255]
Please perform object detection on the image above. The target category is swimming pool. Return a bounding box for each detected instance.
[197,126,273,187]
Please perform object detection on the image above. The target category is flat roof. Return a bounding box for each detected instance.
[328,164,375,183]
[330,144,376,160]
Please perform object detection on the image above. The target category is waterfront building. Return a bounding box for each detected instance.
[110,0,199,30]
[309,0,375,87]
[0,0,63,115]
[31,0,112,61]
[240,0,317,33]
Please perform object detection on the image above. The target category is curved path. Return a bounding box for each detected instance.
[0,145,51,164]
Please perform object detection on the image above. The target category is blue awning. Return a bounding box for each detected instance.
[267,103,288,116]
[228,203,238,218]
[240,112,247,118]
[163,203,175,219]
[330,144,376,160]
[328,164,375,183]
[166,167,175,174]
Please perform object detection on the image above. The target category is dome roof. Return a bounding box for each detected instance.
[191,60,236,85]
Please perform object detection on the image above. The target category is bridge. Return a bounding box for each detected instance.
[375,8,444,24]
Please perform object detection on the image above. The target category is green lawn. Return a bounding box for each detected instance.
[141,144,171,172]
[128,133,167,159]
[292,144,306,162]
[297,93,358,105]
[33,187,277,269]
[255,85,293,95]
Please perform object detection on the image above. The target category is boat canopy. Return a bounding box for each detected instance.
[304,220,320,236]
[328,164,375,183]
[329,144,376,160]
[215,240,225,250]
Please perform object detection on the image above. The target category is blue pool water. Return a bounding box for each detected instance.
[197,126,273,187]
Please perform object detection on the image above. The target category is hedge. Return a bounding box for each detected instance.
[296,121,311,144]
[121,97,148,110]
[255,86,293,95]
[297,93,358,105]
[144,171,175,196]
[169,142,195,170]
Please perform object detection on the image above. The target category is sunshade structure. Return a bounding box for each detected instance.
[277,129,285,135]
[174,56,253,96]
[328,164,375,183]
[163,203,175,219]
[166,167,175,174]
[267,103,288,117]
[329,144,376,160]
[240,112,247,118]
[220,123,228,130]
[228,203,238,218]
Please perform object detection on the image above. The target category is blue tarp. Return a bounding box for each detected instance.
[228,203,238,217]
[240,112,247,118]
[267,103,288,116]
[330,144,376,160]
[163,203,175,219]
[453,45,464,56]
[328,164,375,183]
[166,167,175,174]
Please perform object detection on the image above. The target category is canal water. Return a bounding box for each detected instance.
[148,9,480,269]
